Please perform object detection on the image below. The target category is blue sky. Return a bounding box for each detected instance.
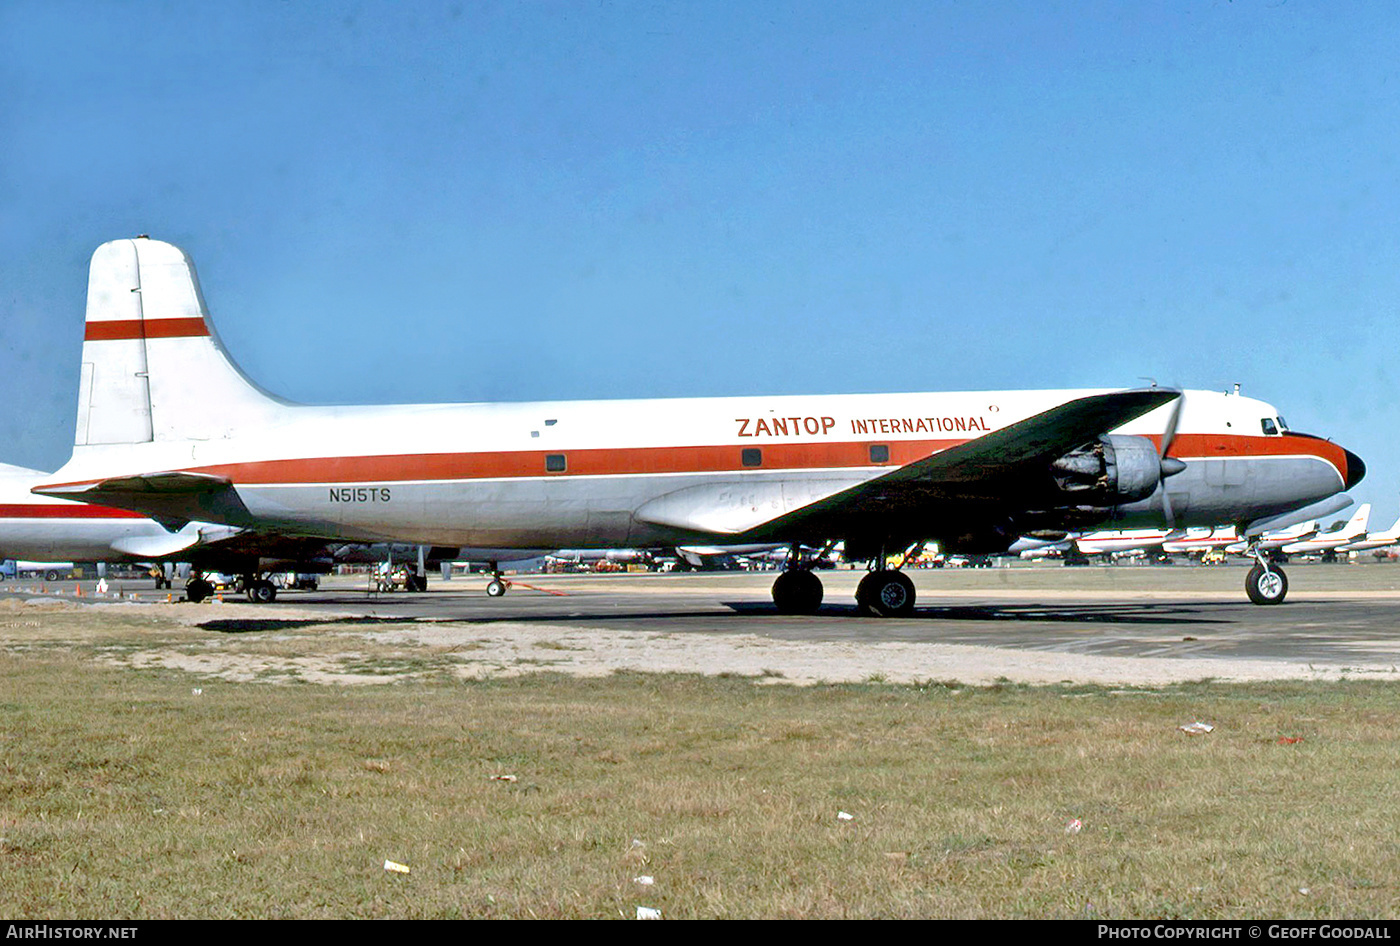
[2,1,1397,522]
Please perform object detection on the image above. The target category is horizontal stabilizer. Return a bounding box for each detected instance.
[35,471,253,527]
[38,470,232,500]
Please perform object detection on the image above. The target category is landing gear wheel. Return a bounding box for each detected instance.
[855,569,916,617]
[485,579,507,597]
[1246,564,1288,606]
[186,579,213,603]
[248,580,277,604]
[771,569,824,615]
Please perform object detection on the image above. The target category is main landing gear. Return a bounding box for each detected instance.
[185,574,214,603]
[854,569,916,617]
[771,568,823,614]
[770,543,918,617]
[182,571,279,604]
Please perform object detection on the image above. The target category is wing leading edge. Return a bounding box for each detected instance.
[739,388,1181,543]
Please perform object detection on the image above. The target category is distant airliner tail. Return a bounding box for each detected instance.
[1341,502,1372,538]
[75,237,284,447]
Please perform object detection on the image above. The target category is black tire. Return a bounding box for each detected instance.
[855,569,916,617]
[486,579,507,597]
[771,569,824,615]
[186,579,213,603]
[251,580,277,604]
[45,570,61,582]
[1246,564,1288,606]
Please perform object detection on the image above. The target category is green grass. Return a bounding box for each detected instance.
[2,613,1399,918]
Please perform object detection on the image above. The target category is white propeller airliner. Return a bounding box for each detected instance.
[34,238,1365,612]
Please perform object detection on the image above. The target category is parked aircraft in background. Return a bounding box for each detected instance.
[1007,535,1071,560]
[1162,526,1240,559]
[673,544,791,570]
[1071,529,1174,562]
[1339,510,1400,555]
[1280,504,1371,559]
[0,461,228,563]
[547,548,654,571]
[34,238,1366,613]
[0,460,476,601]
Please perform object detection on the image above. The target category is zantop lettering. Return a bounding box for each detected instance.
[735,416,835,438]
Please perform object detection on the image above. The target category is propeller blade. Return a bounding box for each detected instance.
[1158,392,1185,528]
[1160,391,1184,459]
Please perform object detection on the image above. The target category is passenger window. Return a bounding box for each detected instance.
[869,444,890,463]
[741,448,762,468]
[1260,418,1278,436]
[545,454,567,472]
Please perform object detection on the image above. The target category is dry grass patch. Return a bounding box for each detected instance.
[2,603,1399,917]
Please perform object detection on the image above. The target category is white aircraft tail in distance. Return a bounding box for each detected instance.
[0,459,483,601]
[0,460,241,565]
[1280,503,1372,557]
[37,237,1366,611]
[1339,509,1400,554]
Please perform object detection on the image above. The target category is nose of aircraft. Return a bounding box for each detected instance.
[1344,448,1367,490]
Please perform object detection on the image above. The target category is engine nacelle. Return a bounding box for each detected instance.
[1050,434,1164,505]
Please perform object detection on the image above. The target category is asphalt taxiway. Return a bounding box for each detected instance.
[10,563,1400,681]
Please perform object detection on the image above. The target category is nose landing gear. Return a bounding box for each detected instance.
[1245,553,1288,605]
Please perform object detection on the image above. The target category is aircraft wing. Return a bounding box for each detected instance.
[740,389,1178,542]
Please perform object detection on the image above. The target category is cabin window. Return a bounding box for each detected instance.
[545,454,567,472]
[1260,418,1278,436]
[741,448,763,468]
[869,444,890,464]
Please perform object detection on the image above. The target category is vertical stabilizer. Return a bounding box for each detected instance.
[1341,503,1371,538]
[77,241,152,445]
[76,237,283,447]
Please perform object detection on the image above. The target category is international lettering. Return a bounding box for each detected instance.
[849,416,991,435]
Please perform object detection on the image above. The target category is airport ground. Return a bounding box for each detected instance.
[7,559,1400,685]
[4,562,1400,918]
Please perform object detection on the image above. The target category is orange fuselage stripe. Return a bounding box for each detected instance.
[84,318,210,341]
[173,433,1349,486]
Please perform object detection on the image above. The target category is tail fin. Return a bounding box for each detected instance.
[1341,502,1372,538]
[76,237,284,447]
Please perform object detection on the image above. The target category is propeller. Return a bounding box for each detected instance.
[1158,391,1188,527]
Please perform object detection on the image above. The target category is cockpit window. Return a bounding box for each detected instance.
[1261,418,1279,436]
[1277,416,1289,432]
